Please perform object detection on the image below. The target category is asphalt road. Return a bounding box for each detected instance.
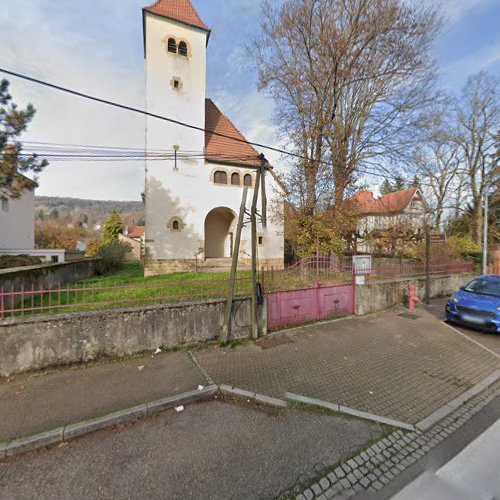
[425,297,500,357]
[0,397,383,500]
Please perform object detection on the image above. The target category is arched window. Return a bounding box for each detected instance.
[178,41,188,57]
[243,174,252,187]
[173,220,179,230]
[214,171,227,184]
[231,173,240,186]
[167,38,177,53]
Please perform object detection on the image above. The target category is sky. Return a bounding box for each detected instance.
[0,0,499,201]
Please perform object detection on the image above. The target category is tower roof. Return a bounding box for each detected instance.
[143,0,210,32]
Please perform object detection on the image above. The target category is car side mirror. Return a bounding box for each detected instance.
[459,286,465,291]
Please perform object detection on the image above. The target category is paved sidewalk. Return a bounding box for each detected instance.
[1,302,499,443]
[0,352,205,441]
[196,307,500,425]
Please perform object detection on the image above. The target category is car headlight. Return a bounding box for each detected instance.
[450,294,459,303]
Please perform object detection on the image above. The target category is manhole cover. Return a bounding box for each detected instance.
[259,335,294,349]
[398,312,422,320]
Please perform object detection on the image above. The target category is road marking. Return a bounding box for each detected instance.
[441,321,500,359]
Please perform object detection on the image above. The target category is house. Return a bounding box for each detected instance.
[0,175,37,251]
[347,187,427,253]
[119,226,145,261]
[142,0,285,276]
[0,176,83,264]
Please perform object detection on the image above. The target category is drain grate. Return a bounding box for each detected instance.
[398,312,422,320]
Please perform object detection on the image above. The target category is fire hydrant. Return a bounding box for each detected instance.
[408,284,420,310]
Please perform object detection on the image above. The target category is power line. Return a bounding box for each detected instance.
[0,67,286,160]
[1,67,440,190]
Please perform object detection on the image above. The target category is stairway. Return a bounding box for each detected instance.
[196,258,251,273]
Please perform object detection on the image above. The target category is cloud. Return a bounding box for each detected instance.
[437,0,497,24]
[442,41,500,86]
[0,0,146,200]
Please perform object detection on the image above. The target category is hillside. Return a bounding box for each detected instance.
[35,196,144,228]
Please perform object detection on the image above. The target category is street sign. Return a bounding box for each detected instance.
[429,233,446,244]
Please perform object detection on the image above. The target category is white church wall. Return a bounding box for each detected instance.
[143,10,284,275]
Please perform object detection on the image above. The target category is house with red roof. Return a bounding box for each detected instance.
[119,226,145,261]
[347,187,428,252]
[142,0,285,275]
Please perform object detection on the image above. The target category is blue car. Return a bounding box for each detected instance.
[446,275,500,332]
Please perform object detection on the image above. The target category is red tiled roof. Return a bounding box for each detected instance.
[205,99,261,167]
[348,188,419,215]
[126,226,145,239]
[143,0,210,32]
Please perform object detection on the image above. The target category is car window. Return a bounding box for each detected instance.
[464,278,500,298]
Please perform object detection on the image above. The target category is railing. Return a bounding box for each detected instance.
[262,256,354,293]
[0,258,474,319]
[0,273,254,319]
[362,261,474,281]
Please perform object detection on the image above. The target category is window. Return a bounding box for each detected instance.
[167,38,177,53]
[258,236,264,245]
[1,198,8,212]
[51,256,59,263]
[214,171,227,184]
[178,41,188,57]
[167,216,185,232]
[231,173,240,186]
[173,220,179,230]
[243,174,252,187]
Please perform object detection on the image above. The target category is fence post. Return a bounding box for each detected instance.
[0,287,3,318]
[315,282,321,321]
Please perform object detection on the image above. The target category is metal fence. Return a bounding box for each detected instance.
[0,273,254,319]
[0,258,474,319]
[262,256,354,293]
[362,261,474,281]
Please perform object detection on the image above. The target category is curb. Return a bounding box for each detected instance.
[219,384,288,408]
[285,392,416,431]
[416,369,500,431]
[0,385,218,460]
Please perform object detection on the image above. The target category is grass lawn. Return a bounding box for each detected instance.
[5,261,351,318]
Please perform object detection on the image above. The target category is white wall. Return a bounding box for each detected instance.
[0,189,35,250]
[143,12,284,266]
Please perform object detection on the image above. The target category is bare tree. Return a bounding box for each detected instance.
[252,0,440,214]
[452,72,499,245]
[411,103,461,229]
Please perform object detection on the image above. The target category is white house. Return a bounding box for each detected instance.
[142,0,285,276]
[347,187,428,252]
[0,176,36,250]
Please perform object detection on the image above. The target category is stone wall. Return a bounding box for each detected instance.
[0,259,97,298]
[0,297,256,377]
[355,272,476,316]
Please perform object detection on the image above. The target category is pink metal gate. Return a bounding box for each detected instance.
[262,257,355,330]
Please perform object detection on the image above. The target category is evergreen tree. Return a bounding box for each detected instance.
[102,210,125,245]
[0,79,48,197]
[380,179,393,195]
[393,176,406,191]
[410,175,421,189]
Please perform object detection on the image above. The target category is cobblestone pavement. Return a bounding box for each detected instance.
[195,307,500,425]
[286,379,500,500]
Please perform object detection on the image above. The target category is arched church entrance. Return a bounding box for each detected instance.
[204,208,236,258]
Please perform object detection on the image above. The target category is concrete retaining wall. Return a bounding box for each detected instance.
[355,272,476,316]
[0,297,254,377]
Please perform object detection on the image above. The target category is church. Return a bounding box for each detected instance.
[142,0,285,276]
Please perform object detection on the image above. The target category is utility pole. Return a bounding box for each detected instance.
[250,168,262,340]
[425,226,431,305]
[259,153,267,228]
[220,187,248,344]
[483,191,489,275]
